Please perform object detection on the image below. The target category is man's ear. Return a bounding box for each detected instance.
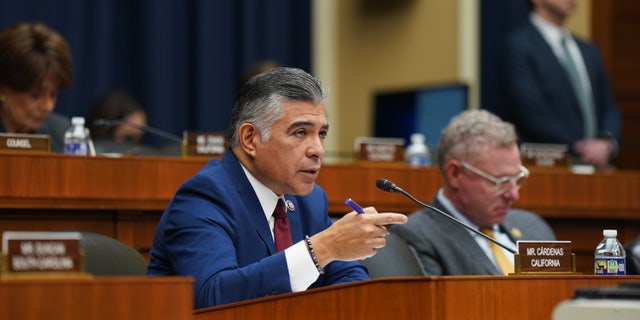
[445,161,463,190]
[237,123,261,157]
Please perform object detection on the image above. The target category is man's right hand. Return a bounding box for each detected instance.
[309,208,408,267]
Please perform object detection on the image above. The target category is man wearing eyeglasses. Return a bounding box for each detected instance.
[391,109,556,276]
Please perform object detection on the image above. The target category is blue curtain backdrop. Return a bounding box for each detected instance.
[0,0,311,147]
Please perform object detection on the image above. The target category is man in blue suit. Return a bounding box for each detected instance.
[501,0,622,168]
[147,67,408,308]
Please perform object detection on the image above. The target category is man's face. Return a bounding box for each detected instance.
[453,144,524,227]
[534,0,578,21]
[251,100,328,196]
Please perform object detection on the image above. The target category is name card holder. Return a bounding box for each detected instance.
[513,240,580,275]
[183,131,227,158]
[1,231,89,278]
[0,133,50,153]
[520,143,569,168]
[354,137,405,162]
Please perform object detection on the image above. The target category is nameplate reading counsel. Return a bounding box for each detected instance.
[0,133,50,153]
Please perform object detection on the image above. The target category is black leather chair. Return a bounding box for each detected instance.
[359,232,426,278]
[624,235,640,275]
[75,231,148,276]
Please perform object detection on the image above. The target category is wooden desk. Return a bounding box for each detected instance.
[195,275,640,320]
[0,153,207,258]
[0,276,193,320]
[1,153,639,273]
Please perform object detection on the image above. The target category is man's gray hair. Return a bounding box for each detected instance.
[227,67,327,146]
[437,109,518,170]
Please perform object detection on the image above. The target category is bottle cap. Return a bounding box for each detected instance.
[71,117,85,125]
[603,229,617,237]
[410,133,425,144]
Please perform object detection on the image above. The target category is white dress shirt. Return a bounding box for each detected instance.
[240,164,319,292]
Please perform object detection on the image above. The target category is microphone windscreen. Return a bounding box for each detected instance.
[376,178,395,192]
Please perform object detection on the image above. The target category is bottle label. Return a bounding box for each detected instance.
[407,155,430,167]
[594,257,626,275]
[64,142,88,156]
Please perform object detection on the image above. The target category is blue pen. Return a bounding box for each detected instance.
[344,198,365,214]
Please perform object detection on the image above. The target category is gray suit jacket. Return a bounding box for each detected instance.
[391,198,555,276]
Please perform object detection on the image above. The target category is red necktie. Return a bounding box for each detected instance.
[273,199,293,252]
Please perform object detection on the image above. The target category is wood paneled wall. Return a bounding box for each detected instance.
[592,0,640,169]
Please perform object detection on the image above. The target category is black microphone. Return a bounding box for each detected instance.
[376,178,516,254]
[91,119,183,144]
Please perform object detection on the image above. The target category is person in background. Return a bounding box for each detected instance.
[391,109,555,276]
[147,67,408,308]
[501,0,622,169]
[86,89,148,153]
[88,89,185,156]
[86,89,181,156]
[0,21,73,153]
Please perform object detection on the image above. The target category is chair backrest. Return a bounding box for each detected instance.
[76,231,148,276]
[359,232,425,278]
[624,235,640,275]
[505,208,556,240]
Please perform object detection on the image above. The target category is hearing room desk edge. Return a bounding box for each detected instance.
[1,152,639,274]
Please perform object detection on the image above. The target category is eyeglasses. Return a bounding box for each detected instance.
[460,161,529,195]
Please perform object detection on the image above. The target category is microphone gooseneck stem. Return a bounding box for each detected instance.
[92,119,183,143]
[378,178,517,254]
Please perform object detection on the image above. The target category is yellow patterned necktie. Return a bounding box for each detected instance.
[481,228,513,275]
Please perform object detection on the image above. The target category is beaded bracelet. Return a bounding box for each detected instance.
[305,235,324,274]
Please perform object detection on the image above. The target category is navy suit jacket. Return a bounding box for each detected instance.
[147,150,368,308]
[501,21,621,154]
[391,198,556,276]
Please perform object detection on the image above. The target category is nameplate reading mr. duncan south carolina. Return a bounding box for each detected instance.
[1,231,82,274]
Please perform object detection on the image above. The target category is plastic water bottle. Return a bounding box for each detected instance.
[64,117,91,156]
[405,133,431,167]
[594,229,626,275]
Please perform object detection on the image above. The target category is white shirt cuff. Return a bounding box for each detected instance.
[284,240,320,292]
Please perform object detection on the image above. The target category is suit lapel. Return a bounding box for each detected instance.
[284,197,304,244]
[528,23,583,114]
[221,151,277,254]
[430,199,502,275]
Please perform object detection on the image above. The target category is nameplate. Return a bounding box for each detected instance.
[183,131,227,157]
[520,143,568,167]
[0,133,50,153]
[355,137,405,162]
[515,240,575,274]
[1,231,82,274]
